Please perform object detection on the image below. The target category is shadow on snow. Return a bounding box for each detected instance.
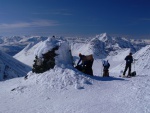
[87,75,127,81]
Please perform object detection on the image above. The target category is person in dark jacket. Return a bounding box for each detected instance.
[123,52,133,77]
[77,53,86,66]
[103,60,110,77]
[75,53,86,73]
[76,53,94,76]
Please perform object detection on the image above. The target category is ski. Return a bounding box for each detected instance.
[119,75,132,78]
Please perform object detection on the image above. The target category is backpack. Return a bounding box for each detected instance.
[131,71,136,76]
[103,60,110,70]
[82,54,94,62]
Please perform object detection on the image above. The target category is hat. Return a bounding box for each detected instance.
[79,53,81,56]
[129,52,132,55]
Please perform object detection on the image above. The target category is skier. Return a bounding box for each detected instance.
[102,60,110,77]
[123,52,133,77]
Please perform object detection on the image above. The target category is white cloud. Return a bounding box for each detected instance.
[0,20,59,29]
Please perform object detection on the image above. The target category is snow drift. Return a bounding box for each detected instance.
[26,66,92,89]
[24,36,90,89]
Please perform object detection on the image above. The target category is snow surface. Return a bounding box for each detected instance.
[1,33,150,113]
[0,50,31,80]
[1,66,150,113]
[14,36,72,67]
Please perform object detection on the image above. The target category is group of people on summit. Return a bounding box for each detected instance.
[76,52,135,77]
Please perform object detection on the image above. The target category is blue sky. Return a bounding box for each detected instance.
[0,0,150,38]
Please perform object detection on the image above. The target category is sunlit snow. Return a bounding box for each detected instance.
[0,33,150,113]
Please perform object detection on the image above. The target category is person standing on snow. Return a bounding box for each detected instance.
[123,52,133,77]
[102,60,110,77]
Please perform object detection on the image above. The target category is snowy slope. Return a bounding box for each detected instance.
[13,42,41,67]
[0,50,31,80]
[110,45,150,76]
[0,36,48,56]
[14,37,59,67]
[1,33,150,113]
[71,37,107,65]
[107,48,131,68]
[133,45,150,75]
[14,36,72,67]
[0,62,150,113]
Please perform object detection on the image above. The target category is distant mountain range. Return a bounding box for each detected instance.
[0,33,149,56]
[1,33,150,113]
[0,33,150,80]
[0,36,47,56]
[70,33,149,59]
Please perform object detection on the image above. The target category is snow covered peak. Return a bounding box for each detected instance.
[15,36,73,68]
[33,36,73,67]
[34,37,61,58]
[96,33,112,42]
[89,38,107,58]
[95,34,138,53]
[96,32,107,38]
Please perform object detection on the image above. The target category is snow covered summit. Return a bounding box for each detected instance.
[25,36,92,89]
[15,36,73,67]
